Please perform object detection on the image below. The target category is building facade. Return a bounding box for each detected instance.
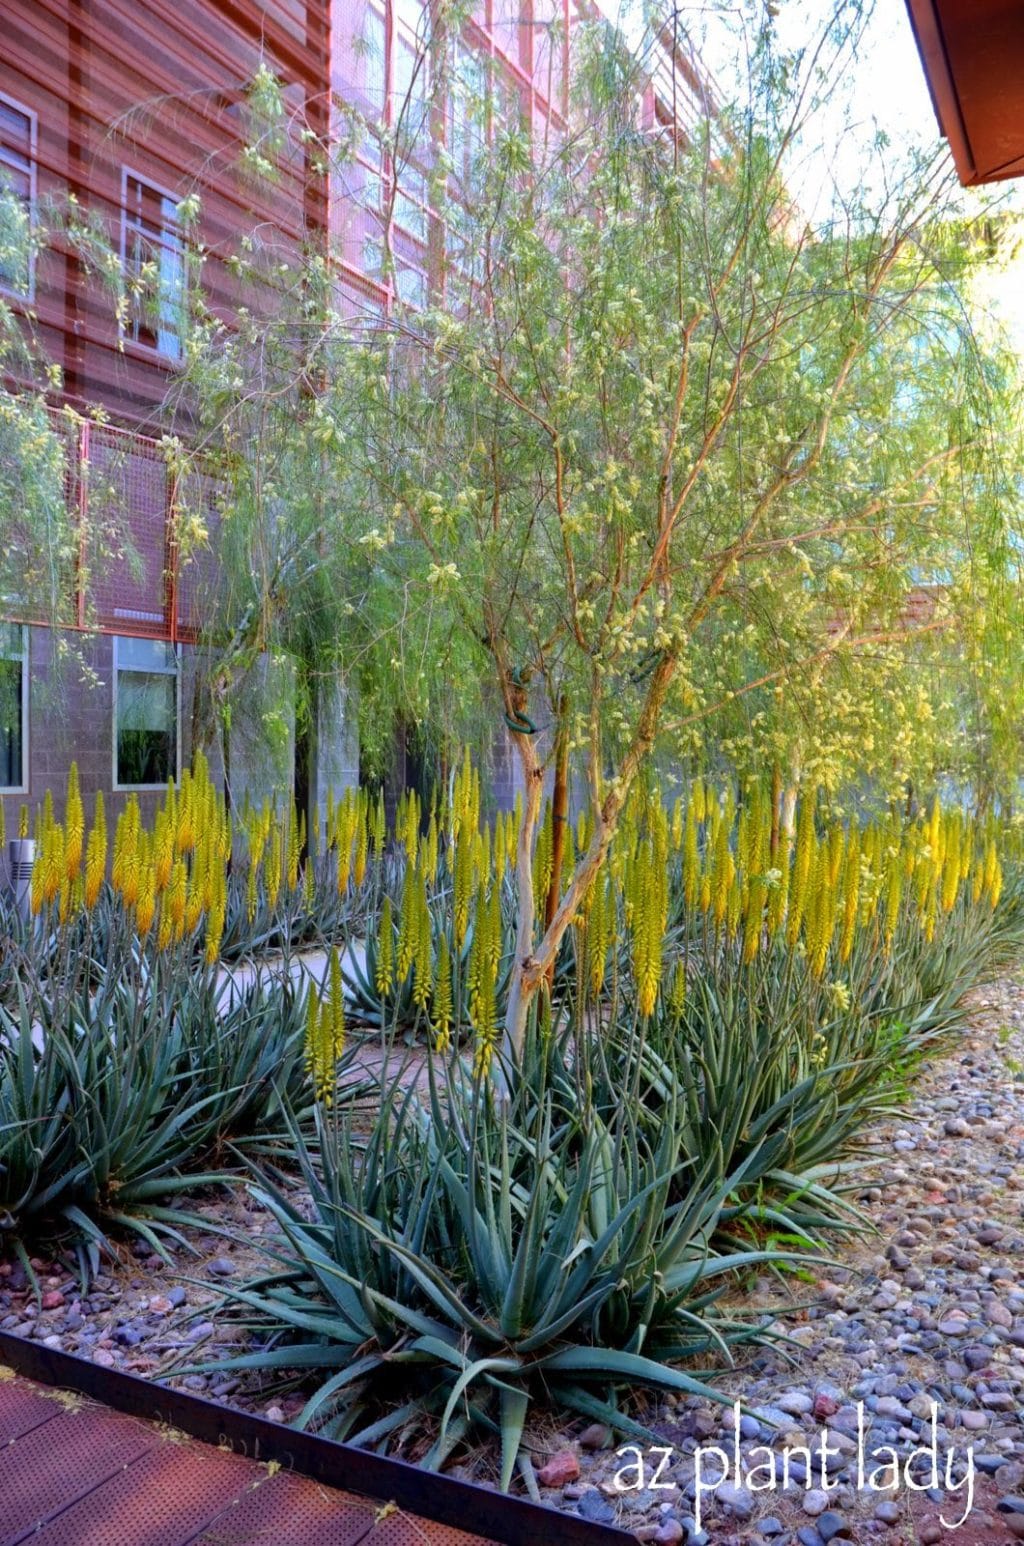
[0,0,709,824]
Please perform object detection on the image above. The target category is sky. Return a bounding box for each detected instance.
[599,0,1024,349]
[765,1,1024,347]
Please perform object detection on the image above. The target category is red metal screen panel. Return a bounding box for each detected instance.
[0,403,80,627]
[85,423,173,638]
[174,465,225,642]
[364,1511,497,1546]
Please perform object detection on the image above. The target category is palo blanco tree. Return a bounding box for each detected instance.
[160,1,1022,1063]
[320,5,1019,1057]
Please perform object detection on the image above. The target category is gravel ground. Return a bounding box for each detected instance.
[3,970,1024,1544]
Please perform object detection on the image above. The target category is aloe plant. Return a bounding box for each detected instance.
[197,1027,814,1486]
[0,953,372,1279]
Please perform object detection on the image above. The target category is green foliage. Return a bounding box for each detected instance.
[196,1027,801,1477]
[0,945,357,1279]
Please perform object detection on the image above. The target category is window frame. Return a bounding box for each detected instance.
[112,633,181,792]
[119,166,186,361]
[0,91,37,304]
[0,623,29,794]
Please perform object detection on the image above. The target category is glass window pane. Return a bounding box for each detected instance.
[0,100,32,157]
[0,622,24,659]
[117,672,175,785]
[116,637,177,786]
[124,175,184,357]
[118,636,176,672]
[120,673,174,733]
[362,6,387,119]
[395,39,429,139]
[0,98,32,297]
[0,656,22,789]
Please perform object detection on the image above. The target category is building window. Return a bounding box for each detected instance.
[114,636,178,788]
[0,624,27,791]
[0,95,35,299]
[121,173,185,358]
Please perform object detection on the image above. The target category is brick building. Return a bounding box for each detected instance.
[0,0,710,824]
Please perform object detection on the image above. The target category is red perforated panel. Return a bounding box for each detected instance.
[17,1434,255,1546]
[364,1510,497,1546]
[0,1405,155,1544]
[0,1380,62,1444]
[174,467,224,643]
[196,1468,376,1545]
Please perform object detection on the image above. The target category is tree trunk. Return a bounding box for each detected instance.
[500,648,679,1067]
[780,755,800,844]
[543,697,569,987]
[502,733,544,1067]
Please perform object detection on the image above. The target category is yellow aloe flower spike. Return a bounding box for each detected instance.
[940,817,961,913]
[266,827,283,910]
[376,894,395,999]
[453,830,473,948]
[413,873,433,1010]
[353,801,369,889]
[432,934,453,1052]
[84,791,107,910]
[884,854,903,952]
[166,857,186,932]
[64,762,84,881]
[839,826,860,964]
[587,868,609,999]
[667,957,686,1019]
[135,862,156,938]
[396,861,417,982]
[205,898,226,965]
[329,945,346,1052]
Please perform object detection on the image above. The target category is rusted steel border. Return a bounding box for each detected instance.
[0,1329,633,1546]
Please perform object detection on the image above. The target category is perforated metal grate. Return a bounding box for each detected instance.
[364,1509,497,1546]
[196,1468,377,1545]
[0,1373,501,1546]
[16,1433,254,1546]
[0,1379,64,1444]
[0,1405,155,1544]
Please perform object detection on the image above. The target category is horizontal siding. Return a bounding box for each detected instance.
[1,0,329,422]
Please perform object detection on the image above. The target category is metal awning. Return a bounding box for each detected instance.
[905,0,1024,184]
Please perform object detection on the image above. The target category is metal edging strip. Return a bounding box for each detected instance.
[0,1330,633,1546]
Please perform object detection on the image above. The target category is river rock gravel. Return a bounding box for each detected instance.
[3,971,1024,1545]
[554,968,1024,1543]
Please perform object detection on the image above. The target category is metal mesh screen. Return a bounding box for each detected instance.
[0,1374,502,1546]
[86,425,172,637]
[34,406,230,645]
[0,1378,65,1444]
[174,467,225,641]
[0,405,79,626]
[18,1441,255,1546]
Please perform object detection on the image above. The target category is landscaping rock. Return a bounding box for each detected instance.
[206,1257,236,1278]
[536,1450,580,1487]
